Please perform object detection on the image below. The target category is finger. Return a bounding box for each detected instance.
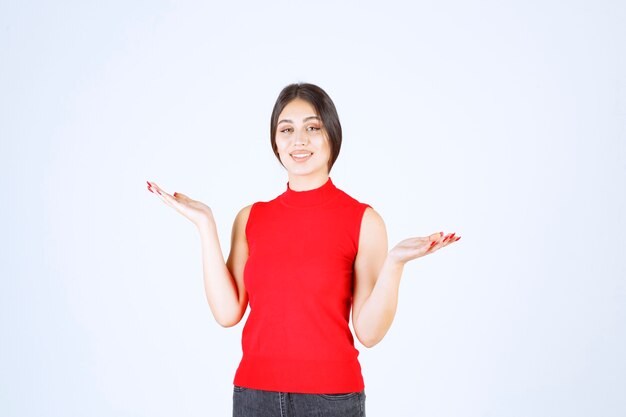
[429,233,453,251]
[426,238,442,252]
[147,181,164,196]
[153,184,178,203]
[442,233,461,248]
[442,232,456,244]
[428,231,444,242]
[148,183,177,205]
[426,231,445,251]
[173,192,189,201]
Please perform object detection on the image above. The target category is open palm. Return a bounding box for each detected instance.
[389,231,461,264]
[146,180,213,228]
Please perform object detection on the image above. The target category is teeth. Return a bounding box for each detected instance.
[292,153,311,158]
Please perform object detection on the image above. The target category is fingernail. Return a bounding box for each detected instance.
[454,236,461,241]
[173,192,177,197]
[429,241,436,248]
[449,233,456,239]
[156,189,162,195]
[440,231,443,236]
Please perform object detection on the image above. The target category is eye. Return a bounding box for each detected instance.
[307,126,321,132]
[279,127,293,133]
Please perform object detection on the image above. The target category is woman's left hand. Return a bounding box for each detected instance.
[388,232,461,265]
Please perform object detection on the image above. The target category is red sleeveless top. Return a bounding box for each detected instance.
[233,177,371,393]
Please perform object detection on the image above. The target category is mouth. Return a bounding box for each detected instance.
[290,152,313,162]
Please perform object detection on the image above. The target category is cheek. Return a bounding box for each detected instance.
[274,140,291,165]
[317,136,331,156]
[275,137,289,153]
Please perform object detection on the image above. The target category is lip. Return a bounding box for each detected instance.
[290,150,313,156]
[289,151,313,162]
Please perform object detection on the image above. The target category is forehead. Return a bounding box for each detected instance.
[277,98,318,122]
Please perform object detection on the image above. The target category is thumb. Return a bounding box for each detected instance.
[428,231,444,241]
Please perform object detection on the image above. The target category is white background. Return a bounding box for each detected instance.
[1,1,625,416]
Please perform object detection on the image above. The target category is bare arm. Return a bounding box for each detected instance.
[351,207,460,348]
[146,181,249,327]
[198,205,250,327]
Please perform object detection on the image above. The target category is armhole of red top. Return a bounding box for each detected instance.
[244,202,258,241]
[355,203,373,253]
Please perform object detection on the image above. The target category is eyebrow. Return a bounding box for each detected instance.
[277,116,321,125]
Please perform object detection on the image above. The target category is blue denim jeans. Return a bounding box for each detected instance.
[232,385,366,417]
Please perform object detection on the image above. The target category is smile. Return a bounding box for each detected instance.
[290,152,313,162]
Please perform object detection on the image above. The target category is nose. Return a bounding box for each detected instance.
[294,129,309,146]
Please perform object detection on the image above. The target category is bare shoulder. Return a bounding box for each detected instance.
[358,206,388,254]
[362,206,384,222]
[236,204,253,221]
[227,205,252,263]
[361,207,387,235]
[233,204,253,229]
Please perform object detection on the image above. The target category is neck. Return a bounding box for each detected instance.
[287,172,330,191]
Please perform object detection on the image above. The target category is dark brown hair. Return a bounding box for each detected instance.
[270,82,342,172]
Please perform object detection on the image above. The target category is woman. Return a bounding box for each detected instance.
[146,82,460,416]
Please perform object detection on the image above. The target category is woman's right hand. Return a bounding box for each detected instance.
[146,180,213,228]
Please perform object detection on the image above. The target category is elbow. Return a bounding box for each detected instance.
[358,335,381,349]
[355,319,391,348]
[354,327,382,348]
[216,314,241,328]
[215,305,246,328]
[208,294,247,328]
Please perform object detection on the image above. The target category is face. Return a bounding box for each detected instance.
[275,98,331,181]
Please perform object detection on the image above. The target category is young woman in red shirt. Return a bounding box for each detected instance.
[147,82,460,417]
